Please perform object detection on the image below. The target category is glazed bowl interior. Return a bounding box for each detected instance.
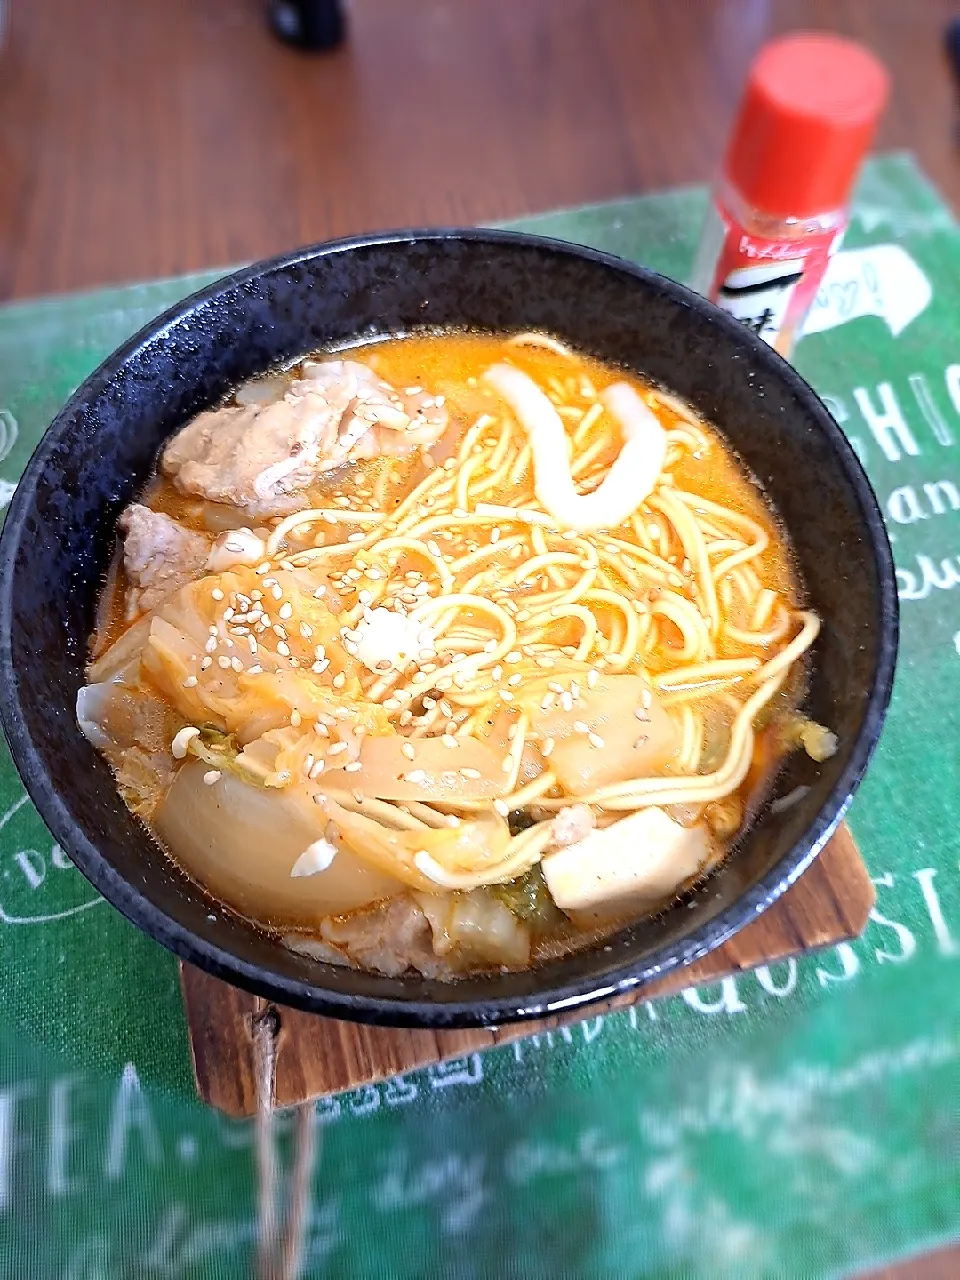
[0,231,897,1027]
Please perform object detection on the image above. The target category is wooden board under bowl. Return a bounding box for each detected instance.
[181,823,872,1117]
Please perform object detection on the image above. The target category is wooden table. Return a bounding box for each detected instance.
[1,2,956,1274]
[2,0,959,302]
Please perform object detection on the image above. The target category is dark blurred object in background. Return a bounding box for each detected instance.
[947,18,960,93]
[268,0,345,52]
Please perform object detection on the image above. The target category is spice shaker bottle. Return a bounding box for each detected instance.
[689,32,888,358]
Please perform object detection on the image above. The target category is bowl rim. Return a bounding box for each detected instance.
[0,226,899,1028]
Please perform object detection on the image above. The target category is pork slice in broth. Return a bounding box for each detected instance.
[120,504,211,619]
[161,360,449,518]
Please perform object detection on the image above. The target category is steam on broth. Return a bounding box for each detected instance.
[79,332,835,978]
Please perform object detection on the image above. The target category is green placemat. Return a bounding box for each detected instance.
[1,153,958,1279]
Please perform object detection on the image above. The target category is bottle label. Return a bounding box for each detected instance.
[696,201,844,355]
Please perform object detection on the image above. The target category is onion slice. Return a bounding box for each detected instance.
[483,364,667,531]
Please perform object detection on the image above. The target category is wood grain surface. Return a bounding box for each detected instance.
[180,824,874,1117]
[1,1,958,302]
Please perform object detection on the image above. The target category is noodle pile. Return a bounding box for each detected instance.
[256,334,819,890]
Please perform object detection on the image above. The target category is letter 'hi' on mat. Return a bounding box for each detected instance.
[181,823,871,1117]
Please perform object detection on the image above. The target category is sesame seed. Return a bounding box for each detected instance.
[203,770,221,786]
[461,767,482,780]
[231,657,243,672]
[344,761,362,773]
[358,590,373,606]
[587,670,599,688]
[204,637,218,654]
[442,735,458,749]
[201,656,213,670]
[333,673,346,689]
[327,742,348,756]
[171,726,201,758]
[403,769,427,784]
[291,709,302,727]
[494,798,509,816]
[573,720,589,734]
[548,682,564,694]
[500,689,514,702]
[642,688,653,708]
[183,675,198,689]
[278,602,293,620]
[506,650,522,663]
[277,641,291,657]
[588,732,605,749]
[249,664,263,675]
[211,588,224,602]
[402,742,416,760]
[348,531,366,543]
[561,692,573,712]
[309,759,325,778]
[490,527,501,544]
[217,655,231,669]
[271,585,283,601]
[542,737,555,758]
[262,577,277,588]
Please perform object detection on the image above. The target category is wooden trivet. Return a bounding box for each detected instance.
[181,823,872,1117]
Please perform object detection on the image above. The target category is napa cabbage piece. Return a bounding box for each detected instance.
[155,762,403,923]
[288,888,532,976]
[139,567,391,746]
[314,796,513,891]
[520,672,678,793]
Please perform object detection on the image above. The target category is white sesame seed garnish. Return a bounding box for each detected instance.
[231,656,243,672]
[276,641,290,657]
[402,742,416,760]
[542,737,555,758]
[560,692,573,712]
[587,670,599,688]
[203,770,221,786]
[291,709,302,727]
[460,767,482,780]
[507,674,522,687]
[588,732,605,749]
[217,655,231,669]
[573,720,589,734]
[327,741,348,756]
[171,726,201,759]
[211,588,224,601]
[204,637,217,654]
[270,585,283,601]
[201,656,213,670]
[344,761,362,773]
[442,734,458,749]
[403,769,427,784]
[333,673,346,689]
[278,602,293,620]
[183,675,198,689]
[494,798,509,816]
[642,688,653,708]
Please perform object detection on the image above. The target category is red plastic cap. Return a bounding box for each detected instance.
[723,33,889,219]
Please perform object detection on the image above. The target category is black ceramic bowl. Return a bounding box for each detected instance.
[0,230,897,1028]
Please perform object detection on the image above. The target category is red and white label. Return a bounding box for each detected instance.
[695,201,845,354]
